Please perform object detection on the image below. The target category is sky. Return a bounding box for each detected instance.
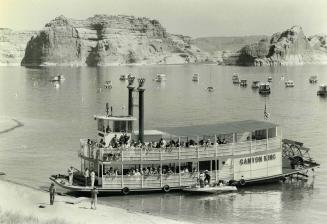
[0,0,327,37]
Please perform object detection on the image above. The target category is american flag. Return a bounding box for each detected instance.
[264,103,269,120]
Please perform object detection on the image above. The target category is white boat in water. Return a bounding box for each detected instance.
[309,76,318,84]
[50,75,65,82]
[120,75,127,81]
[183,185,237,194]
[251,81,261,88]
[232,73,240,84]
[154,74,167,82]
[104,81,112,89]
[259,82,271,95]
[285,80,295,87]
[50,78,319,195]
[192,73,200,82]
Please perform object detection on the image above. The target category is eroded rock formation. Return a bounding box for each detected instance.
[223,26,327,66]
[21,15,207,66]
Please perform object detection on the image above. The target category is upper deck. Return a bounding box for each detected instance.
[80,120,281,163]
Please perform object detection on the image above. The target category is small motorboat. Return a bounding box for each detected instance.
[50,74,65,82]
[192,73,200,82]
[317,85,327,96]
[104,81,113,89]
[251,81,261,88]
[153,74,167,82]
[127,74,136,80]
[267,76,273,82]
[309,76,318,84]
[232,73,240,84]
[119,75,127,81]
[259,82,271,95]
[207,86,214,92]
[182,184,237,194]
[285,80,295,87]
[240,80,247,87]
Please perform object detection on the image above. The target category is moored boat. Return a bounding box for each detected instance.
[240,80,247,87]
[317,85,327,96]
[192,73,200,82]
[251,81,261,89]
[182,185,237,194]
[120,75,127,81]
[309,76,318,84]
[267,77,273,82]
[259,82,271,95]
[50,78,319,195]
[232,73,240,84]
[153,74,167,82]
[50,74,65,82]
[104,81,112,89]
[285,80,295,87]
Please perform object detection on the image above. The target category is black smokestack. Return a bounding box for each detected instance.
[127,75,135,116]
[137,78,146,143]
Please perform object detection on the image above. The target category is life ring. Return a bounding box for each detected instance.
[122,187,130,195]
[239,179,246,186]
[162,185,170,193]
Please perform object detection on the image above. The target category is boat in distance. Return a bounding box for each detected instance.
[317,85,327,96]
[192,73,200,82]
[259,82,271,95]
[285,80,295,87]
[50,77,319,195]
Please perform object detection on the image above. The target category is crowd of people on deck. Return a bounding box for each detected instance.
[103,166,193,177]
[87,135,229,152]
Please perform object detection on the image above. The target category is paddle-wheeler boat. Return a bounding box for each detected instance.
[50,77,319,195]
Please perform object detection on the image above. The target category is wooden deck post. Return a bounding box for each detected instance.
[121,151,124,188]
[140,147,143,188]
[266,128,269,176]
[178,137,181,187]
[160,149,162,187]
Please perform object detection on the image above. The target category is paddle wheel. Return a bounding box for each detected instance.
[282,139,319,169]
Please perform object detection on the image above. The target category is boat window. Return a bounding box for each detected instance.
[97,119,105,132]
[113,121,127,132]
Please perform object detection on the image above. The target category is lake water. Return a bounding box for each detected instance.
[0,64,327,223]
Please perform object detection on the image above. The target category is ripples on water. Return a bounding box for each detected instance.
[0,65,327,223]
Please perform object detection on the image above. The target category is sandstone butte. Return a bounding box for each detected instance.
[20,14,209,66]
[0,15,327,67]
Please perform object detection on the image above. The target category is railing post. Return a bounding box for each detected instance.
[266,128,269,177]
[178,137,181,187]
[197,135,200,178]
[121,151,124,188]
[141,147,143,188]
[160,149,162,187]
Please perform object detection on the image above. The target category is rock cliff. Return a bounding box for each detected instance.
[21,15,207,66]
[0,28,36,65]
[223,26,327,66]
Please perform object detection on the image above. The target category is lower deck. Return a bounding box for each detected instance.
[50,165,318,193]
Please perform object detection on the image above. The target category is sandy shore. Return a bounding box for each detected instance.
[0,180,190,224]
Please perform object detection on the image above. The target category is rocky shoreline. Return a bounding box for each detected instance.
[0,179,190,224]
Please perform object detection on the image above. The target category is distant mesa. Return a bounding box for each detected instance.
[222,26,327,66]
[20,14,209,66]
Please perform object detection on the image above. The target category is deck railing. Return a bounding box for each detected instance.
[80,137,281,162]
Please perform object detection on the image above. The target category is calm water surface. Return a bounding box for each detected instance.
[0,65,327,223]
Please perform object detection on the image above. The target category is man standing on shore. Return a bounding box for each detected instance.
[49,183,56,205]
[84,168,89,187]
[68,166,74,185]
[90,187,98,210]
